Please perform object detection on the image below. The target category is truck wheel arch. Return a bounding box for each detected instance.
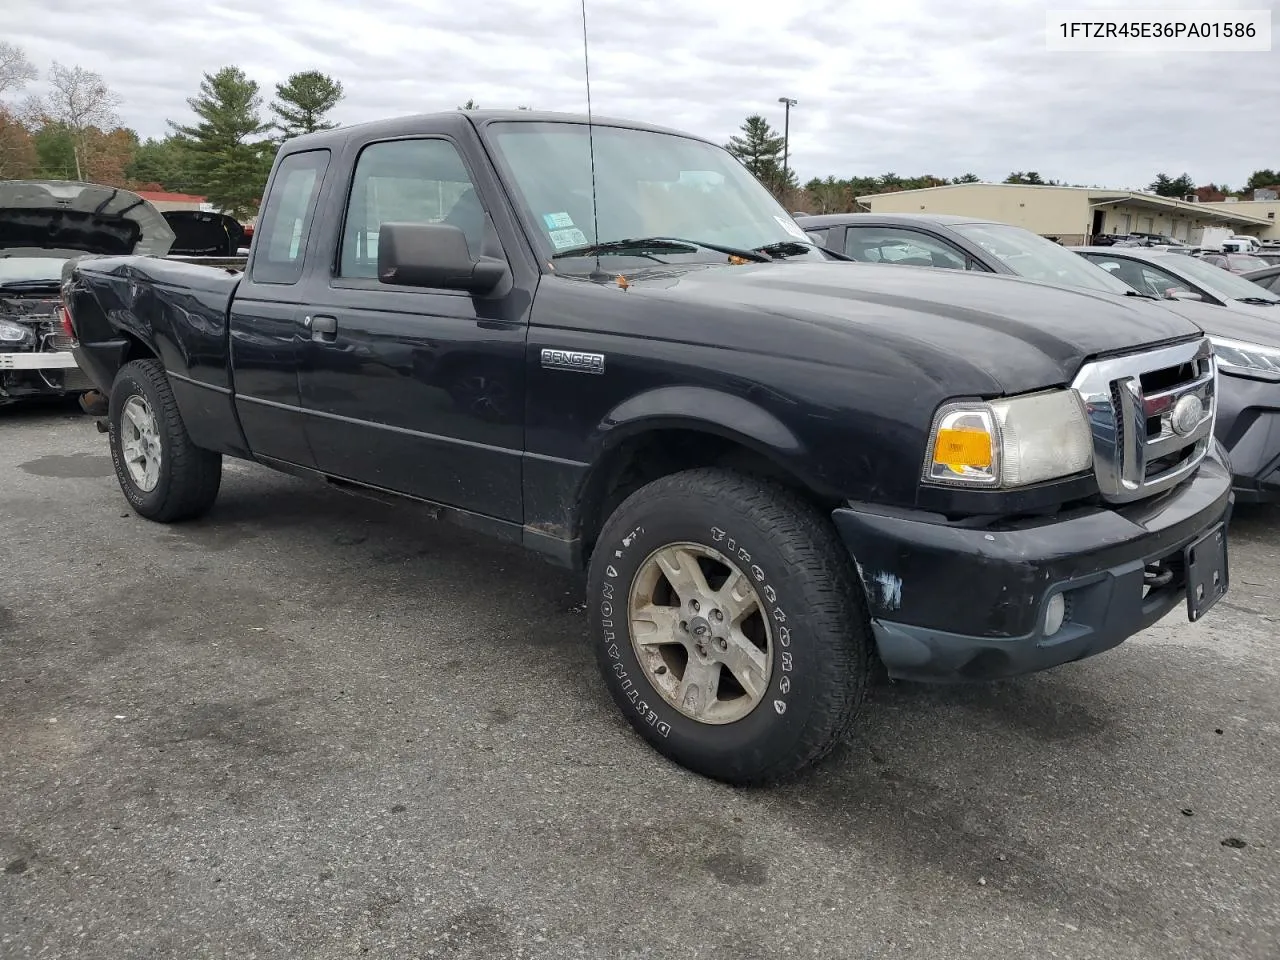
[574,388,836,562]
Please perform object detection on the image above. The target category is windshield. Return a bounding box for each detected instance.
[0,257,67,285]
[1154,252,1280,301]
[485,121,826,265]
[949,222,1135,295]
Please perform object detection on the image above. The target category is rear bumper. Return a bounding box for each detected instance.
[0,350,80,371]
[1216,373,1280,504]
[832,447,1234,682]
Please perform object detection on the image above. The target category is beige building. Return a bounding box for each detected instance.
[855,183,1274,245]
[1196,199,1280,240]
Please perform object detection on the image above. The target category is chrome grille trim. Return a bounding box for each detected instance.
[1071,337,1216,504]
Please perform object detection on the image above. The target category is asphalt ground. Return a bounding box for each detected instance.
[2,399,1277,960]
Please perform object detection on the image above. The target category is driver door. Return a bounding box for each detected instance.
[293,136,530,521]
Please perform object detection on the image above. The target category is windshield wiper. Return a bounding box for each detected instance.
[1235,297,1279,306]
[753,240,815,259]
[552,236,771,263]
[0,280,60,292]
[1123,290,1159,299]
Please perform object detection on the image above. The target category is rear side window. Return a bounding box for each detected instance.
[843,225,968,269]
[251,149,330,285]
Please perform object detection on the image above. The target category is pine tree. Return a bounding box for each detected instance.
[270,70,344,140]
[726,115,784,180]
[169,66,274,218]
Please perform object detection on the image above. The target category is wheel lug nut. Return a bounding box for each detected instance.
[712,610,723,621]
[715,638,727,651]
[690,599,700,612]
[680,621,688,632]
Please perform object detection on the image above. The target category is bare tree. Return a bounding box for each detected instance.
[0,41,38,100]
[28,61,121,180]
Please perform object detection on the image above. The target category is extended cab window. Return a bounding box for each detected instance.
[251,149,329,285]
[340,139,484,280]
[843,226,968,269]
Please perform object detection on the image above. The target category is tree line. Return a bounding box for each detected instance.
[0,41,343,218]
[726,113,1280,214]
[4,46,1279,224]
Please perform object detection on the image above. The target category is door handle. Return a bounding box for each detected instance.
[306,315,338,341]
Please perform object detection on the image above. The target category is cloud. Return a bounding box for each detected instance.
[4,0,1278,188]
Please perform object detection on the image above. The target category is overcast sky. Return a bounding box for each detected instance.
[6,0,1278,189]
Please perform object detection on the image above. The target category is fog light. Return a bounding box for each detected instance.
[1044,593,1066,636]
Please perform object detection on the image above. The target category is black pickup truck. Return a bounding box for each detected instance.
[64,110,1232,784]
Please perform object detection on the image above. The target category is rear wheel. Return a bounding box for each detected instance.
[587,468,872,785]
[108,359,221,522]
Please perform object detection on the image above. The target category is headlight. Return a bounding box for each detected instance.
[923,389,1094,488]
[1210,336,1280,382]
[0,319,34,345]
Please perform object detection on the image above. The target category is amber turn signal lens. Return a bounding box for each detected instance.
[933,426,993,472]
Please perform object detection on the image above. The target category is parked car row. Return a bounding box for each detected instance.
[797,212,1280,502]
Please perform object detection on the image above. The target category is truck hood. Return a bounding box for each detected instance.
[631,260,1204,396]
[0,180,175,259]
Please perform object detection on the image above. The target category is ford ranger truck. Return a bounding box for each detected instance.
[63,111,1233,785]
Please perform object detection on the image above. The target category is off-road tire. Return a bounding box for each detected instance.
[587,467,872,785]
[108,359,222,522]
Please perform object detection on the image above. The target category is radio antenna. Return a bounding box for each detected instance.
[580,0,606,280]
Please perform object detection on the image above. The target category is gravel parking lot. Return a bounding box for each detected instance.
[2,401,1278,960]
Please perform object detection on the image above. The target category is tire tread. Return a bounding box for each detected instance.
[593,467,872,785]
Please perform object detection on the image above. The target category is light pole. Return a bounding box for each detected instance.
[778,97,797,192]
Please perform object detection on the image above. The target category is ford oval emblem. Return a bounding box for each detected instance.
[1171,394,1204,437]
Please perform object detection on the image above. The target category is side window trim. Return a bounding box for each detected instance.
[331,134,485,294]
[248,148,331,287]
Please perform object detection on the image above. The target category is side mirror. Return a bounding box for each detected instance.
[1166,289,1203,302]
[377,222,508,294]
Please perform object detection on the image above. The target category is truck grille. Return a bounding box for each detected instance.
[1071,337,1216,504]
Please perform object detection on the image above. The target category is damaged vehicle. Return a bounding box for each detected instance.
[1,179,175,409]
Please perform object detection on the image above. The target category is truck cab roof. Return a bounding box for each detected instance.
[281,109,716,154]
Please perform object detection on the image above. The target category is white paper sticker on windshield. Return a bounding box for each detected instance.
[775,216,809,241]
[548,227,589,250]
[543,212,575,230]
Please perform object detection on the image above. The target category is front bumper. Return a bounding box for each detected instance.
[832,448,1234,682]
[1215,373,1280,504]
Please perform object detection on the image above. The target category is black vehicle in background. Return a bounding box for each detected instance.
[64,112,1231,783]
[162,210,245,258]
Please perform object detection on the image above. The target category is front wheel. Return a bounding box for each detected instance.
[587,468,872,785]
[108,359,222,522]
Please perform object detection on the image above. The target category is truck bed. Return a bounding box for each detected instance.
[66,254,249,455]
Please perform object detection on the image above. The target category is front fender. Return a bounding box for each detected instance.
[596,384,805,459]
